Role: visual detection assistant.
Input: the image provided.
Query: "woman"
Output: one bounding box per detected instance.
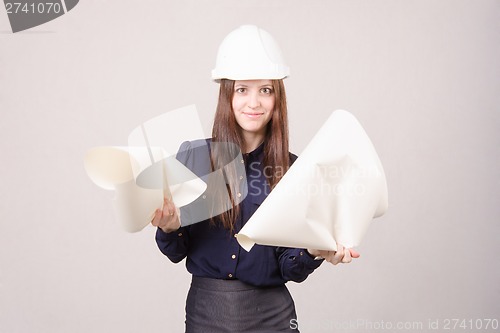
[152,25,359,332]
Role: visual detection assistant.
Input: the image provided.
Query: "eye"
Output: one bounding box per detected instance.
[260,87,273,94]
[235,87,246,94]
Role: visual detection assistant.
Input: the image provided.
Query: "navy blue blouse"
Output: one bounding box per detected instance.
[156,139,323,287]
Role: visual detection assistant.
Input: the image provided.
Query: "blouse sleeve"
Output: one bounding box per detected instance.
[155,226,190,263]
[276,247,324,283]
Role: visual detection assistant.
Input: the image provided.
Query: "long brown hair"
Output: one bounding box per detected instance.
[210,79,290,233]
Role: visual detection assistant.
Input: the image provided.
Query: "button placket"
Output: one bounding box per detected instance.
[227,232,241,279]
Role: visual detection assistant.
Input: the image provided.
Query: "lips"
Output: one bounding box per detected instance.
[242,112,264,118]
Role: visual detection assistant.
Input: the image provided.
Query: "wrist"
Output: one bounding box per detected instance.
[160,219,181,233]
[161,226,178,233]
[306,249,323,260]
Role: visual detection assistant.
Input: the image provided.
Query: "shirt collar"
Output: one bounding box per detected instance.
[244,141,265,160]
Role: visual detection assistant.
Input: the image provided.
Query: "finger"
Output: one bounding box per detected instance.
[331,244,345,265]
[349,248,361,258]
[166,199,176,217]
[151,209,162,227]
[163,198,173,216]
[342,247,352,263]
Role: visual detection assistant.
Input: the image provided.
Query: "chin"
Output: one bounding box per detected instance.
[242,125,264,133]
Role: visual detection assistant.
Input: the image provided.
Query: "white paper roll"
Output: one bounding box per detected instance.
[84,105,208,232]
[237,110,388,251]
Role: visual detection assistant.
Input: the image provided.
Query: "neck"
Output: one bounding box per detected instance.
[242,132,265,153]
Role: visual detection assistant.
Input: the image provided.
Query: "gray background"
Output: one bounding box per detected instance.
[0,0,498,332]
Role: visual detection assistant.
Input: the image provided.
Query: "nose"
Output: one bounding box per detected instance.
[247,91,261,109]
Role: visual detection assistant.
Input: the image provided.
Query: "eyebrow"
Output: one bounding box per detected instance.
[234,84,273,88]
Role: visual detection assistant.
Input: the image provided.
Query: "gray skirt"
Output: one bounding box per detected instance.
[185,276,299,333]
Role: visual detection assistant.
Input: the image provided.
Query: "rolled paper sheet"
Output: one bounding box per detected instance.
[84,147,164,232]
[236,110,388,252]
[84,105,209,232]
[84,146,207,232]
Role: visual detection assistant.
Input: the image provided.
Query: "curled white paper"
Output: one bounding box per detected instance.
[236,110,388,251]
[84,105,207,232]
[84,146,165,232]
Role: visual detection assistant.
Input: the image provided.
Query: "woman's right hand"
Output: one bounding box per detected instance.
[307,244,360,265]
[151,197,181,233]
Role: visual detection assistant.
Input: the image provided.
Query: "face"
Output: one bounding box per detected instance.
[232,79,275,140]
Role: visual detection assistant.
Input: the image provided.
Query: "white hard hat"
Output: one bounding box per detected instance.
[212,25,290,81]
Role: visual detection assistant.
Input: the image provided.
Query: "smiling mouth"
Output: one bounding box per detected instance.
[242,112,264,118]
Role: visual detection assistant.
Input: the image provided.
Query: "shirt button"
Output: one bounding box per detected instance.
[178,232,183,237]
[202,195,206,199]
[228,273,233,278]
[234,234,238,238]
[241,159,244,163]
[231,254,236,259]
[237,192,241,198]
[239,175,243,180]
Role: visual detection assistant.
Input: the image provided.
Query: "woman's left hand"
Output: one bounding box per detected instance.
[307,244,360,265]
